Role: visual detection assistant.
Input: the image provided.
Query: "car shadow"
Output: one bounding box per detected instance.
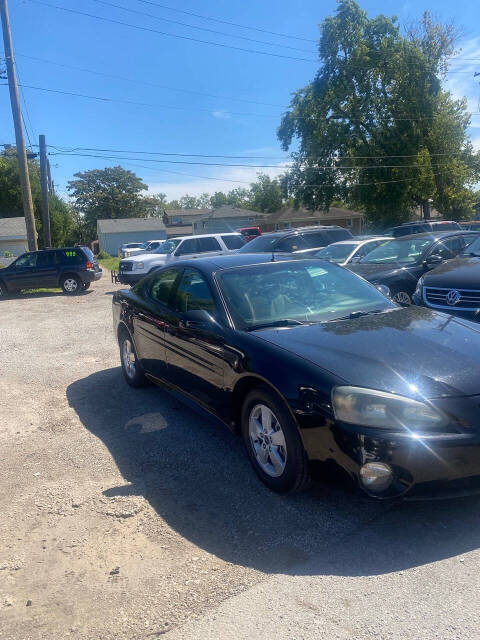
[2,289,93,300]
[67,368,480,576]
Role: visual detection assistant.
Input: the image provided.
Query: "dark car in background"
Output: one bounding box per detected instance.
[413,234,480,320]
[0,246,102,297]
[385,220,462,238]
[237,226,353,256]
[113,254,480,500]
[348,231,478,305]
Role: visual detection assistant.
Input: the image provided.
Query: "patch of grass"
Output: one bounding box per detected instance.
[21,288,61,294]
[98,256,120,272]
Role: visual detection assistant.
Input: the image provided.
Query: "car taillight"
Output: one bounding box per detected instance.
[86,261,93,269]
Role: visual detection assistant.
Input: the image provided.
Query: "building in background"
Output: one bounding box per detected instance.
[0,217,28,256]
[260,207,364,234]
[192,206,267,234]
[163,209,209,227]
[97,218,167,255]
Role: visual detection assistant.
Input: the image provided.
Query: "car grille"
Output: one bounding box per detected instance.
[120,261,133,272]
[424,286,480,310]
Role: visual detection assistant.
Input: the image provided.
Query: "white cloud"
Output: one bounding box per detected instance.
[212,110,232,120]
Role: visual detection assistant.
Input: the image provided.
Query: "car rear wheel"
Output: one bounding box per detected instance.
[61,275,82,295]
[392,290,411,305]
[119,331,147,387]
[0,281,7,298]
[241,385,310,494]
[82,281,91,290]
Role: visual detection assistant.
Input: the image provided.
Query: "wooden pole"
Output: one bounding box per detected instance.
[0,0,37,251]
[39,135,51,247]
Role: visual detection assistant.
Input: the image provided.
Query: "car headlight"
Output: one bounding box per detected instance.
[332,386,447,431]
[414,276,424,297]
[135,263,145,270]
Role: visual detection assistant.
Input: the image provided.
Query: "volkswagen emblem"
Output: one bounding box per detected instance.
[446,289,461,306]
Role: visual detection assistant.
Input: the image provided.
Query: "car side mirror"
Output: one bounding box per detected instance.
[424,254,443,269]
[181,309,218,330]
[375,284,391,298]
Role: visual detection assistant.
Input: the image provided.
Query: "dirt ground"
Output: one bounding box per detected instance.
[2,275,480,640]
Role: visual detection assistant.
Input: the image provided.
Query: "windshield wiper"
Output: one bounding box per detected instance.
[327,309,386,322]
[246,319,307,332]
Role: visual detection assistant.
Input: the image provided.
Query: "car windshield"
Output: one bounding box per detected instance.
[315,243,357,263]
[359,237,433,264]
[218,260,393,328]
[153,239,181,254]
[462,235,480,256]
[125,243,144,249]
[237,234,284,253]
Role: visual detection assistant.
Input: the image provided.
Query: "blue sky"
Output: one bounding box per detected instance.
[1,0,480,200]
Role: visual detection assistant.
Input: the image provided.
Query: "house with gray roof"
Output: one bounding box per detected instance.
[0,217,28,256]
[97,218,167,255]
[192,206,268,234]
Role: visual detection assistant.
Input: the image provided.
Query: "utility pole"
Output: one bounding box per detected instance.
[39,135,51,247]
[0,0,37,251]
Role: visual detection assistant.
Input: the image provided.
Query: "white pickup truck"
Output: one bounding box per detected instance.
[118,232,245,285]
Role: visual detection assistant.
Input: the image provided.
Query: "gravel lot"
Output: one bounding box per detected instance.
[2,275,480,639]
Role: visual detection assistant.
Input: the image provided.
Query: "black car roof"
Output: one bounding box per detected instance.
[177,253,307,271]
[259,225,345,238]
[387,230,475,241]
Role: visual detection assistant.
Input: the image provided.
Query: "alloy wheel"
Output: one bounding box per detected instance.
[392,291,411,305]
[64,277,78,293]
[248,404,287,477]
[122,338,136,378]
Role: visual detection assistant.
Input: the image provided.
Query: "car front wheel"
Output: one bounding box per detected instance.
[61,275,82,295]
[241,386,310,494]
[392,290,411,305]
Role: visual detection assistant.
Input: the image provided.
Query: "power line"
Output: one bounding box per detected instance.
[131,0,317,43]
[90,0,315,54]
[15,53,287,108]
[27,0,316,63]
[49,150,465,171]
[13,62,35,146]
[6,82,480,122]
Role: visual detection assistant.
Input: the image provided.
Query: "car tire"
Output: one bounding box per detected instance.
[0,280,8,299]
[241,385,311,494]
[82,281,91,290]
[61,274,82,295]
[119,329,148,387]
[391,290,411,306]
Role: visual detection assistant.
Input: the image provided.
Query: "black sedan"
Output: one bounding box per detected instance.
[112,254,480,499]
[413,234,480,320]
[348,231,478,305]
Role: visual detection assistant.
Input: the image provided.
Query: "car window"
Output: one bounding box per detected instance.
[430,236,464,259]
[219,261,393,327]
[175,238,198,256]
[431,222,461,231]
[60,249,84,265]
[359,237,433,264]
[275,235,308,252]
[221,235,245,250]
[37,251,59,267]
[80,246,94,261]
[197,237,222,252]
[300,232,329,249]
[316,243,357,263]
[323,228,353,242]
[237,234,282,253]
[174,268,216,313]
[14,253,37,268]
[148,268,180,307]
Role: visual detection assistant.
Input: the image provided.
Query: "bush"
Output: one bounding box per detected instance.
[4,250,13,258]
[97,250,111,259]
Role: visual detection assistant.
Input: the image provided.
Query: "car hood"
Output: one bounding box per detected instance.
[123,253,167,264]
[423,256,480,289]
[348,262,416,282]
[252,306,480,398]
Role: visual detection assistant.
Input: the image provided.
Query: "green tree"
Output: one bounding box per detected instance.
[278,0,479,227]
[67,166,148,240]
[178,195,200,209]
[210,191,229,208]
[249,173,284,212]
